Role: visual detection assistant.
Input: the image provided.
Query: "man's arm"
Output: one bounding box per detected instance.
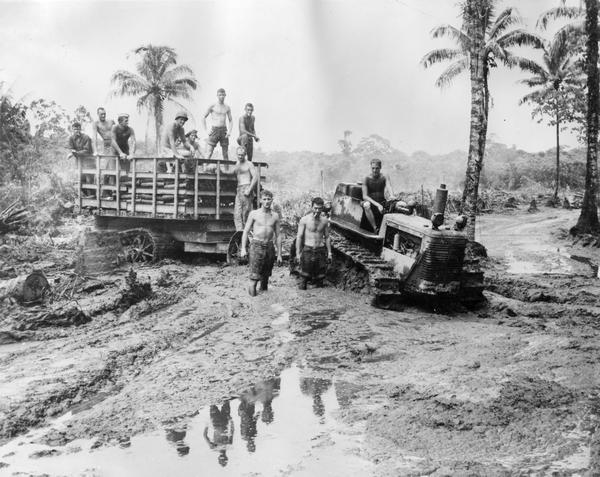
[296,217,306,262]
[93,122,99,154]
[245,164,258,196]
[202,106,212,133]
[226,107,233,137]
[323,219,332,261]
[111,126,124,157]
[274,214,282,265]
[166,126,179,158]
[240,211,255,258]
[129,129,136,156]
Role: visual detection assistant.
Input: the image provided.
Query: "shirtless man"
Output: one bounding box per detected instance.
[162,111,194,159]
[202,88,233,168]
[240,190,283,297]
[362,158,395,233]
[93,107,115,155]
[295,197,332,290]
[161,111,194,172]
[233,146,257,231]
[237,103,259,161]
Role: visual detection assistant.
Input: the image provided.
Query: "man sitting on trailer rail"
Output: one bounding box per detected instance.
[295,197,332,290]
[362,158,395,233]
[233,146,257,231]
[240,189,283,297]
[237,103,259,162]
[161,111,195,173]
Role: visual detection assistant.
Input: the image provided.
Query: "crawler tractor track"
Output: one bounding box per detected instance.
[329,230,403,307]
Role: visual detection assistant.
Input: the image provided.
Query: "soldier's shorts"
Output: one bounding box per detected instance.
[249,239,275,281]
[208,126,229,148]
[299,245,328,280]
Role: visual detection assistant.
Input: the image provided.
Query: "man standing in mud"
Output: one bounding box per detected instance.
[233,146,257,231]
[295,197,332,290]
[240,190,283,296]
[362,158,395,233]
[93,107,115,156]
[202,88,233,168]
[237,103,259,161]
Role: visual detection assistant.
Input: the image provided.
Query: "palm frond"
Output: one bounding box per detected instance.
[435,58,468,88]
[518,90,546,106]
[537,5,583,30]
[431,24,470,49]
[109,71,150,98]
[420,48,465,68]
[495,29,544,49]
[488,7,521,40]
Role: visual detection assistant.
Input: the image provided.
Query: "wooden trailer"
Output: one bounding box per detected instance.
[74,155,267,263]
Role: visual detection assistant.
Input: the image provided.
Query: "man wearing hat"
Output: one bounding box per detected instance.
[67,122,94,196]
[161,111,195,173]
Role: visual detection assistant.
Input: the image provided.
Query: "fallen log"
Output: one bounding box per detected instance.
[0,271,50,304]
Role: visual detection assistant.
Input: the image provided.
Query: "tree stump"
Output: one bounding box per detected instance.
[527,199,538,213]
[0,271,50,304]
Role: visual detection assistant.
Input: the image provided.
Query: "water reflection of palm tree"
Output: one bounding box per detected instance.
[165,426,190,456]
[203,401,234,467]
[300,377,332,418]
[238,398,259,453]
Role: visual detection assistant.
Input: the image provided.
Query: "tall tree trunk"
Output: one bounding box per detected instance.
[554,99,560,201]
[154,98,163,155]
[461,0,488,242]
[573,0,600,234]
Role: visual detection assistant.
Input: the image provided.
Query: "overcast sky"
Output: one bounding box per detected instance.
[0,0,582,154]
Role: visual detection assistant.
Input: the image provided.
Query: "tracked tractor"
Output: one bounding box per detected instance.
[302,183,485,308]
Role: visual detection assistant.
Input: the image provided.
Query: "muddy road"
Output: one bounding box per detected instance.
[0,208,599,476]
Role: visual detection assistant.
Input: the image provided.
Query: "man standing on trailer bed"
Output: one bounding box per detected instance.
[295,197,332,290]
[233,146,257,231]
[93,107,115,156]
[203,88,233,168]
[68,122,94,196]
[111,113,136,170]
[240,190,283,296]
[362,158,395,233]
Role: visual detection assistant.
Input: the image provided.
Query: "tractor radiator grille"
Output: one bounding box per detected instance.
[413,240,465,283]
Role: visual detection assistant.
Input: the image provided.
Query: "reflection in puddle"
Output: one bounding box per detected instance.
[0,366,372,476]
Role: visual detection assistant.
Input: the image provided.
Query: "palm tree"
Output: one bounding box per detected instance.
[574,0,600,234]
[110,45,198,153]
[421,0,542,241]
[518,29,583,202]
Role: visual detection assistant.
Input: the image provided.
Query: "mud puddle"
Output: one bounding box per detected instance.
[0,366,373,476]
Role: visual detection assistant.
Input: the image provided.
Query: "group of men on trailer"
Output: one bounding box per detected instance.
[68,89,395,297]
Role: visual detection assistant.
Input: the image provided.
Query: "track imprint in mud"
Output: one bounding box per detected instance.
[0,366,372,476]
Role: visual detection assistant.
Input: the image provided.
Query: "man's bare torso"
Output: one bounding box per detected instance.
[250,209,279,242]
[208,103,230,128]
[95,119,115,141]
[301,215,329,248]
[235,161,254,187]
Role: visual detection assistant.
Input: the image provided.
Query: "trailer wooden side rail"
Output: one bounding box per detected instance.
[75,155,268,260]
[76,155,267,219]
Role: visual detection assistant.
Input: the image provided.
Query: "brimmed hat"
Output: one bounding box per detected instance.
[185,129,198,137]
[175,110,189,120]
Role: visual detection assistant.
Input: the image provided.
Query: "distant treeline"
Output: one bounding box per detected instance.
[255,142,586,196]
